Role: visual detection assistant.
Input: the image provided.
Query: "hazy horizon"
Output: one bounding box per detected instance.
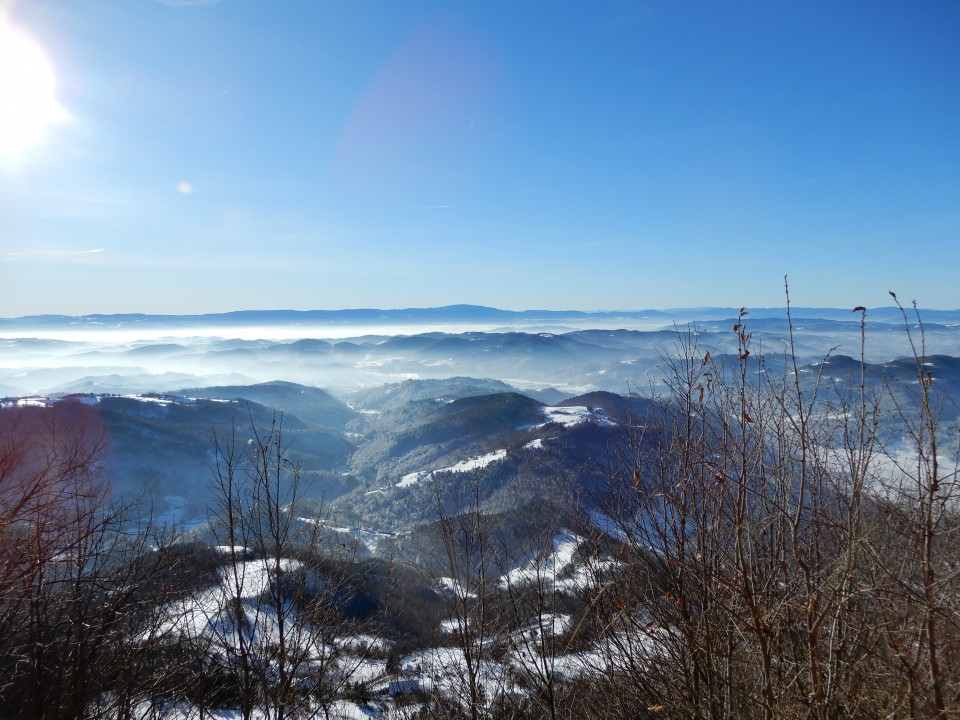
[3,303,958,401]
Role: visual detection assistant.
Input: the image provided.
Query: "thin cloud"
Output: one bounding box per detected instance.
[414,204,452,209]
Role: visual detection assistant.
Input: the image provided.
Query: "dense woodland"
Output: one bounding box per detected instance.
[1,300,959,719]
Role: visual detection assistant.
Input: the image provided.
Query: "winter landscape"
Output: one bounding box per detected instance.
[3,303,960,718]
[4,0,960,718]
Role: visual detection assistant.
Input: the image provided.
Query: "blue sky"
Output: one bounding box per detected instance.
[1,0,958,315]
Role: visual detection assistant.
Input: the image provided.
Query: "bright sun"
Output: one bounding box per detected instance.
[0,18,69,158]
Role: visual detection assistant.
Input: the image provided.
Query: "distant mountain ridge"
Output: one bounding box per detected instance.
[4,304,960,329]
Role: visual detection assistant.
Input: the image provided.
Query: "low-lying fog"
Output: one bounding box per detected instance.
[2,308,959,399]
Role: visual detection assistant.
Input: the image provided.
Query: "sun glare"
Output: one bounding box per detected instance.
[0,18,69,159]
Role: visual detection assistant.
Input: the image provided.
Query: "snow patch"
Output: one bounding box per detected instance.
[440,618,467,634]
[533,406,615,429]
[12,397,48,407]
[120,393,185,406]
[500,530,583,589]
[432,576,477,600]
[397,449,508,489]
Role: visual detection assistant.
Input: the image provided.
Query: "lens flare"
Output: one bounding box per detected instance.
[0,18,69,158]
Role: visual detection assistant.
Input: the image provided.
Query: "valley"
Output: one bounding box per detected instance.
[2,305,959,718]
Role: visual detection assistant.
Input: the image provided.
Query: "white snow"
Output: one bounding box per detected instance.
[334,634,394,653]
[531,406,616,430]
[440,618,467,634]
[400,645,509,710]
[588,510,628,543]
[0,396,49,408]
[295,518,401,555]
[120,393,181,406]
[214,545,252,556]
[542,406,591,427]
[432,576,477,600]
[159,558,307,651]
[20,397,49,407]
[510,613,572,642]
[397,470,430,489]
[396,449,508,489]
[500,530,583,589]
